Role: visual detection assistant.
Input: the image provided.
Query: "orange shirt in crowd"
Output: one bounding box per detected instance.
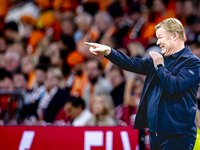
[28,30,44,54]
[70,73,88,97]
[27,72,36,89]
[36,0,50,9]
[0,0,8,18]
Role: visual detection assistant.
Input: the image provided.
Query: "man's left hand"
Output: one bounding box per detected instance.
[149,51,164,68]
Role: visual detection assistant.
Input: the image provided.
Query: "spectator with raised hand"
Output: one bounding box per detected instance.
[86,93,118,126]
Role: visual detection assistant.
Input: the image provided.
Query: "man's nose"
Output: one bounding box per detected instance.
[156,40,160,46]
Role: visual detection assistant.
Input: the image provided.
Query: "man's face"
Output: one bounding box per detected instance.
[13,74,27,89]
[45,72,59,90]
[153,0,165,13]
[156,27,173,56]
[61,21,74,36]
[66,102,82,119]
[86,61,101,83]
[21,58,34,74]
[95,15,108,33]
[35,69,46,84]
[2,77,14,91]
[109,69,124,88]
[50,49,60,65]
[4,54,19,72]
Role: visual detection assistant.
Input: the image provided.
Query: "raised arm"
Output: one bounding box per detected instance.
[84,42,151,75]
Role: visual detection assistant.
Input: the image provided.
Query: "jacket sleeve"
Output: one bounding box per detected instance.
[105,48,151,75]
[156,58,200,94]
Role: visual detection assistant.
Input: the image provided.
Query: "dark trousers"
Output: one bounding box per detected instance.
[149,133,196,150]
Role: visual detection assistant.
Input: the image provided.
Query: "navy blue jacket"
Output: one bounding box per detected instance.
[105,46,200,137]
[44,89,69,123]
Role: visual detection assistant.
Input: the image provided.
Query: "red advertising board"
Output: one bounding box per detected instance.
[0,126,140,150]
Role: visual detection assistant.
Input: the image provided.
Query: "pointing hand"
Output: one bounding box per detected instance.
[84,42,111,56]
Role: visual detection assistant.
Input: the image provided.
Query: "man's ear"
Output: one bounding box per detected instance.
[173,32,179,42]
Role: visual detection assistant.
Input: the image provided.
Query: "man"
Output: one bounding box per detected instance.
[4,51,20,76]
[82,58,113,109]
[65,96,92,126]
[85,18,200,150]
[94,11,114,43]
[13,72,28,90]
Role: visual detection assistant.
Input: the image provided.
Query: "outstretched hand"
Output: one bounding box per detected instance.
[84,42,111,56]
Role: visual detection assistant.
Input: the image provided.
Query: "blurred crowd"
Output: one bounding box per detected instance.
[0,0,200,127]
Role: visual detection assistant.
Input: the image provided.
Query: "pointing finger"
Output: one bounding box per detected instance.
[84,42,98,47]
[92,51,97,55]
[90,47,102,52]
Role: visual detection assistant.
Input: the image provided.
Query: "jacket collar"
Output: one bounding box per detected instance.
[164,45,191,59]
[176,45,191,58]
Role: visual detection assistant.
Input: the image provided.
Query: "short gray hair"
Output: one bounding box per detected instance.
[75,12,93,25]
[155,18,187,42]
[95,11,113,23]
[5,50,20,61]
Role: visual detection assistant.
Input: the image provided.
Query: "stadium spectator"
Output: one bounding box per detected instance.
[61,18,76,37]
[4,51,20,76]
[82,58,113,109]
[66,51,88,97]
[94,11,114,43]
[21,56,38,89]
[63,96,92,126]
[86,93,117,126]
[13,71,28,90]
[37,67,69,123]
[21,64,47,122]
[109,66,125,107]
[74,12,94,43]
[4,21,22,42]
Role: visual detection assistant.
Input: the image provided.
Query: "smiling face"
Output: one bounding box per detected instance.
[156,27,174,56]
